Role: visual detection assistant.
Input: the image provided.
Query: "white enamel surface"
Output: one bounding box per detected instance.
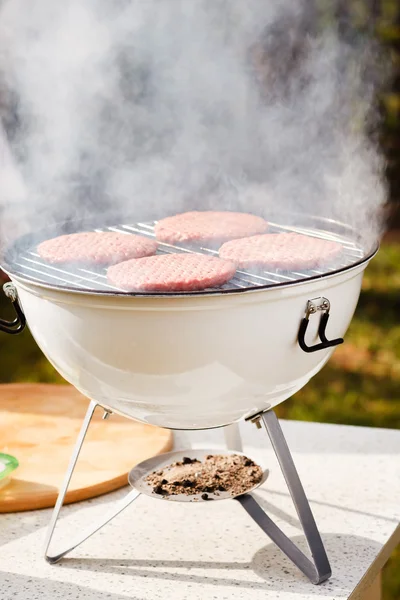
[13,263,367,429]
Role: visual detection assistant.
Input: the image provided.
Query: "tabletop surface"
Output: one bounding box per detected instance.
[0,418,399,600]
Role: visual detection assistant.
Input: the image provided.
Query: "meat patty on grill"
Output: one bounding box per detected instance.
[154,211,268,245]
[219,233,342,270]
[107,253,237,292]
[37,232,158,266]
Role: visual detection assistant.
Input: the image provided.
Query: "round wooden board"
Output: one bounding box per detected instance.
[0,384,173,512]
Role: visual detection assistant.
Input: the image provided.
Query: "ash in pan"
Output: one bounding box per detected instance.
[145,454,263,499]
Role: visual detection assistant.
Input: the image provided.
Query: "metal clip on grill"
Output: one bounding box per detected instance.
[0,283,26,335]
[298,297,344,353]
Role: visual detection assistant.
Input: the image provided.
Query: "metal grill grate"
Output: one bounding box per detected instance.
[5,221,366,295]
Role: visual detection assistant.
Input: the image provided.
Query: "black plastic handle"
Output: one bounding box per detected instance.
[0,284,26,335]
[298,311,343,354]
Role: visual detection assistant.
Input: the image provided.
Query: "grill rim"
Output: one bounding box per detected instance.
[2,246,378,299]
[0,214,378,298]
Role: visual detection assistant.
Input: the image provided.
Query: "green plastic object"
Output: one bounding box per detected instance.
[0,453,19,490]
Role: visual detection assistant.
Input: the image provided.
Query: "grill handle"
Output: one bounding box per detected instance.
[298,297,343,354]
[0,283,26,335]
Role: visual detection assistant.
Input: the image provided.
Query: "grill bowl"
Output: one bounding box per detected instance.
[1,214,376,429]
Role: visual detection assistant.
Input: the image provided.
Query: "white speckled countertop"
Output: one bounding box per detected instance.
[0,419,399,600]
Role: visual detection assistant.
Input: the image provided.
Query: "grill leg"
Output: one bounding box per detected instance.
[236,410,331,585]
[44,400,140,564]
[223,422,243,452]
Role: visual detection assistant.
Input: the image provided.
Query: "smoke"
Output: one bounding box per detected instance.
[0,0,389,254]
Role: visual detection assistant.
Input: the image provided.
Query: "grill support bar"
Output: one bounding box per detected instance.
[43,400,140,564]
[44,404,331,584]
[237,410,331,584]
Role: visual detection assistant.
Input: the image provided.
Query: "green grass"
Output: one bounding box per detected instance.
[1,242,399,599]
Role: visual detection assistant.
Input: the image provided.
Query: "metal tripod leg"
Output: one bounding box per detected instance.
[44,400,140,564]
[236,410,331,584]
[224,422,243,452]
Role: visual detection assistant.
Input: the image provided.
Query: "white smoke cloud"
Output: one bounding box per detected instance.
[0,0,389,255]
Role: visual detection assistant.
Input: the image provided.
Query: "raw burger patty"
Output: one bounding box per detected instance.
[37,232,158,266]
[154,211,268,245]
[219,233,342,270]
[107,253,237,292]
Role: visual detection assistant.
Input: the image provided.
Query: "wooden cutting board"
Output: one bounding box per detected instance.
[0,384,173,512]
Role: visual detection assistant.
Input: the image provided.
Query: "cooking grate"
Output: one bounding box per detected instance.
[4,220,367,295]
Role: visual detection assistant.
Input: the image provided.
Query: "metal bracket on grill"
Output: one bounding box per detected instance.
[298,297,343,354]
[0,283,26,335]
